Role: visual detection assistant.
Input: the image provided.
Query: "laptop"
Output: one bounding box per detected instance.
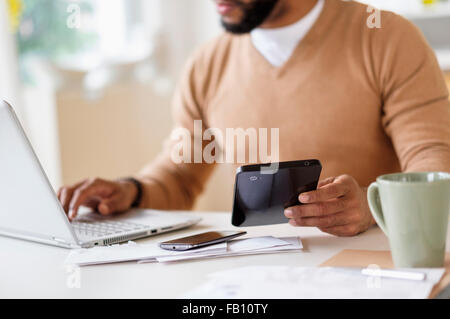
[0,100,201,248]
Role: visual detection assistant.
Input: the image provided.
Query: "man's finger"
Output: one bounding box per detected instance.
[289,211,356,228]
[59,187,74,214]
[69,181,113,220]
[98,196,124,216]
[58,181,85,215]
[285,198,348,218]
[57,188,63,199]
[317,176,335,188]
[319,224,361,237]
[299,179,350,203]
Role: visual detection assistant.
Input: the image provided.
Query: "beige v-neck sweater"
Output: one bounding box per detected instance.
[138,0,450,210]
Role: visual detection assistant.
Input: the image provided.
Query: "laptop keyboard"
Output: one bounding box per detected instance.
[72,220,149,238]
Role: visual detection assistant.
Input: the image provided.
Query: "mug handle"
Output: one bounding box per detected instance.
[367,182,388,235]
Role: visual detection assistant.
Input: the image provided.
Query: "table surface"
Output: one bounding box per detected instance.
[1,211,449,298]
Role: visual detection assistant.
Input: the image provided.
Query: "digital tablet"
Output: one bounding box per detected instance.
[231,160,322,227]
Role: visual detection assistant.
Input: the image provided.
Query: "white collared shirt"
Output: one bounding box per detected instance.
[250,0,325,67]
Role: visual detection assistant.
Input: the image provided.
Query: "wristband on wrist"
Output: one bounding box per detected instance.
[120,177,143,208]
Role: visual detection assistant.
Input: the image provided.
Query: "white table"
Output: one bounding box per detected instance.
[1,212,449,298]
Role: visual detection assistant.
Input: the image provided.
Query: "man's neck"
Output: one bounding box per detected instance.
[259,0,319,29]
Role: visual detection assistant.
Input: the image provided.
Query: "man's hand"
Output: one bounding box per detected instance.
[284,175,376,237]
[57,178,138,221]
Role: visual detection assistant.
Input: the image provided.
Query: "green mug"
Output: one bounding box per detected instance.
[367,172,450,268]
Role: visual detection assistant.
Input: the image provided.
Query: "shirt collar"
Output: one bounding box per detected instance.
[250,0,325,66]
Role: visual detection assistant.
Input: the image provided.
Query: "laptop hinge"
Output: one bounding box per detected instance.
[53,236,81,248]
[52,237,68,244]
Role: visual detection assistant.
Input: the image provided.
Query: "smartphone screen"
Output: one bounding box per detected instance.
[159,231,247,251]
[232,159,322,227]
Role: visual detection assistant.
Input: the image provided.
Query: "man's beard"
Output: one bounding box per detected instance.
[221,0,279,34]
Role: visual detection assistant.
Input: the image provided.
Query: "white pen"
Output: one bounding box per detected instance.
[334,267,427,281]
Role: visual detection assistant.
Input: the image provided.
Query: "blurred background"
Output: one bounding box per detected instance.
[1,0,450,212]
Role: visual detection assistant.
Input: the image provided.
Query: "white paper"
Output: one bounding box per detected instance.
[65,236,302,266]
[65,241,227,266]
[151,237,302,263]
[184,266,445,299]
[228,236,292,251]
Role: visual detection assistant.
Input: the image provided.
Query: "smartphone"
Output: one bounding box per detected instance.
[159,231,247,251]
[232,159,322,227]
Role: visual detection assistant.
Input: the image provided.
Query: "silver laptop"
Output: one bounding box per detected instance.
[0,100,201,248]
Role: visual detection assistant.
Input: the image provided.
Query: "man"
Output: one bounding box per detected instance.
[58,0,450,237]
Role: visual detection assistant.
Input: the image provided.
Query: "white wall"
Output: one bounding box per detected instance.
[158,0,222,80]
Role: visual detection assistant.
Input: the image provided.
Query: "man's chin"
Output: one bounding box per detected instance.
[219,0,279,34]
[221,19,254,34]
[221,16,240,25]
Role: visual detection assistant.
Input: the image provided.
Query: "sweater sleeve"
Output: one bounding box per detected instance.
[136,52,216,210]
[378,14,450,173]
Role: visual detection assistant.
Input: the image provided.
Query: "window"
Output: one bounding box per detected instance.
[15,0,160,77]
